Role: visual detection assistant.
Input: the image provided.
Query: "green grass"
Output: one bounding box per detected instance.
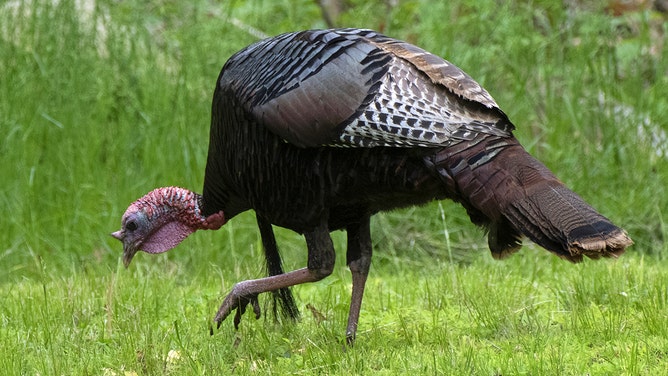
[4,251,668,374]
[1,0,667,374]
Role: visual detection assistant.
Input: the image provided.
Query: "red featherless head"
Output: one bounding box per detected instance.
[111,187,226,267]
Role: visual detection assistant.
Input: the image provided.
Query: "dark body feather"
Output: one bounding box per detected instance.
[204,29,502,226]
[197,29,630,339]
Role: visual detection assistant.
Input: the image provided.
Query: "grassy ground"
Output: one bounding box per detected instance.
[1,0,667,374]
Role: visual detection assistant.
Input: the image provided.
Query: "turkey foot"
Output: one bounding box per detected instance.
[213,266,331,331]
[214,281,261,329]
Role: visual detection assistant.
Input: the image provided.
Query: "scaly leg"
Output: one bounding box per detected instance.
[215,219,335,329]
[345,217,372,345]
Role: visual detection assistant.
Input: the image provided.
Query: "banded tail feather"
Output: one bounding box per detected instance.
[429,135,631,262]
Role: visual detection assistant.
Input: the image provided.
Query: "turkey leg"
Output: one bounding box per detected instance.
[214,220,335,329]
[345,217,373,345]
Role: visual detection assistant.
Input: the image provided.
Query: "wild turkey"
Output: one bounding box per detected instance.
[112,28,632,343]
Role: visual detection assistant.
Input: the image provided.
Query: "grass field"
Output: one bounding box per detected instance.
[1,0,667,374]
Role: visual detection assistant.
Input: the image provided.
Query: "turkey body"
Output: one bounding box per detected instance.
[205,121,448,233]
[203,29,499,234]
[202,28,627,260]
[116,28,631,343]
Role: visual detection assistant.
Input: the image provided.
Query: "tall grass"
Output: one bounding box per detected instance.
[0,0,666,374]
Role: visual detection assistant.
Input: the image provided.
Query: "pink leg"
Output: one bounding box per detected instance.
[345,218,372,345]
[214,221,335,329]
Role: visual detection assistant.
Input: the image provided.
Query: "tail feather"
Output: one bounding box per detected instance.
[505,183,630,261]
[431,135,632,262]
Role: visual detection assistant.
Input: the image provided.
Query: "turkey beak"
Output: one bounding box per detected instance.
[122,246,138,268]
[111,230,123,241]
[111,230,137,268]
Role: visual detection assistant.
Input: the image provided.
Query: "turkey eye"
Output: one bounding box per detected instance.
[126,220,138,232]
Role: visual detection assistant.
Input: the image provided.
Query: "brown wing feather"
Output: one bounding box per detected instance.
[218,30,389,148]
[367,34,504,113]
[218,29,511,149]
[251,43,381,147]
